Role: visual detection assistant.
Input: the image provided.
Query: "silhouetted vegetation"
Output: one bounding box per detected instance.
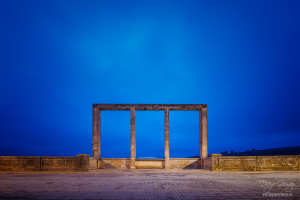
[220,146,300,156]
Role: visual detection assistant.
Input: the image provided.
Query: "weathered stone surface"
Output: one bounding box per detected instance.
[201,157,212,170]
[98,158,130,169]
[210,154,223,171]
[96,158,203,169]
[170,158,200,169]
[2,155,299,172]
[135,159,164,169]
[130,107,136,169]
[164,108,170,169]
[93,104,206,111]
[210,154,300,171]
[219,156,257,171]
[41,157,77,171]
[92,107,100,158]
[257,156,299,171]
[89,157,98,169]
[76,154,89,172]
[0,155,90,172]
[200,107,208,158]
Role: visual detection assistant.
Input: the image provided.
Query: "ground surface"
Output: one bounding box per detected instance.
[0,169,299,199]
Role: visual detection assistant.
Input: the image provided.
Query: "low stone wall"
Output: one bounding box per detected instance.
[96,158,206,169]
[98,158,130,169]
[5,155,297,171]
[170,158,201,169]
[136,159,164,169]
[0,154,89,172]
[210,154,300,171]
[97,159,165,169]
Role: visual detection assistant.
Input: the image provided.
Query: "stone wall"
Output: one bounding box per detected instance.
[98,158,130,169]
[136,159,164,169]
[210,154,300,171]
[170,158,201,169]
[96,158,205,169]
[0,154,89,172]
[4,155,298,171]
[98,159,165,169]
[6,154,298,171]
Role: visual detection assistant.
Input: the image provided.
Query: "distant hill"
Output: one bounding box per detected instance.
[220,146,300,156]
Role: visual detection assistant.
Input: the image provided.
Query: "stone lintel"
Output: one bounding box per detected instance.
[93,104,206,111]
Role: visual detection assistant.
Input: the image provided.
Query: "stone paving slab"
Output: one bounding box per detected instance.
[0,170,299,199]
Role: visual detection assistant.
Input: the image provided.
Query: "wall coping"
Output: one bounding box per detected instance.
[0,156,80,159]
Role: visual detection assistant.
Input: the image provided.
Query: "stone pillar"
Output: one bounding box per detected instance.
[200,107,208,158]
[164,108,170,169]
[92,106,101,158]
[130,107,136,169]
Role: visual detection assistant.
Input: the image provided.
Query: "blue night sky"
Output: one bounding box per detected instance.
[0,0,299,158]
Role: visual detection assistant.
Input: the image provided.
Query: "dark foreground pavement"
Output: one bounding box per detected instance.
[0,169,299,200]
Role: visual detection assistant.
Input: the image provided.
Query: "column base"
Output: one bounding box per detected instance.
[130,159,136,169]
[164,160,170,169]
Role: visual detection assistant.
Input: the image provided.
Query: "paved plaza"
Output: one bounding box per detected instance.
[0,170,299,199]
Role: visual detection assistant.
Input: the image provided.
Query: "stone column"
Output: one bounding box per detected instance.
[92,106,101,158]
[130,107,136,169]
[164,108,170,169]
[200,107,208,158]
